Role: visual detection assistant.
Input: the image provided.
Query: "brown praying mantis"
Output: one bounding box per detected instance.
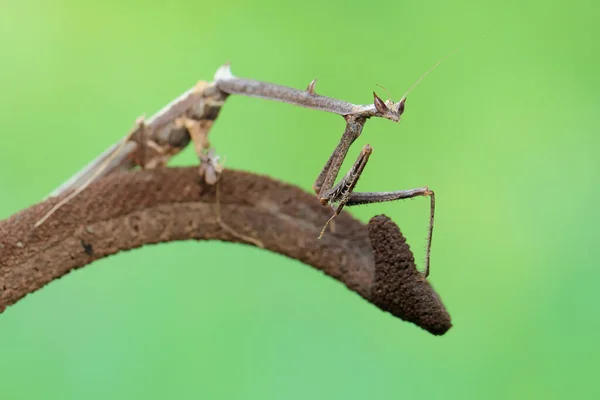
[38,61,445,277]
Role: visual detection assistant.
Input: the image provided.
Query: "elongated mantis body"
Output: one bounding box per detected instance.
[40,62,442,276]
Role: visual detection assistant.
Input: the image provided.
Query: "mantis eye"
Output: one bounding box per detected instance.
[373,92,389,114]
[398,98,406,115]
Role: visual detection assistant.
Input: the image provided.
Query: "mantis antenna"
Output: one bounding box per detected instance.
[400,47,460,102]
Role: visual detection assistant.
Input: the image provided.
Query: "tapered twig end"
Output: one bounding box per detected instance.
[367,214,451,335]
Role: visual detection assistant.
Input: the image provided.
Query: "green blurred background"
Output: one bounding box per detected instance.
[1,0,599,398]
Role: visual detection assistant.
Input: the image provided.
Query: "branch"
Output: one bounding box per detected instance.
[0,167,451,335]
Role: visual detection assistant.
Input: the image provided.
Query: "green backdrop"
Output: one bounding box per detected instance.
[1,0,598,398]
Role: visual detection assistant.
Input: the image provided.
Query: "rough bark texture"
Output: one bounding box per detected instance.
[0,167,451,335]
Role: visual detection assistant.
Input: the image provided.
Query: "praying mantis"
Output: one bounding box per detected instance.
[38,61,444,277]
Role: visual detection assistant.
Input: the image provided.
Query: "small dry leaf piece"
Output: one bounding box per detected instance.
[367,215,451,335]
